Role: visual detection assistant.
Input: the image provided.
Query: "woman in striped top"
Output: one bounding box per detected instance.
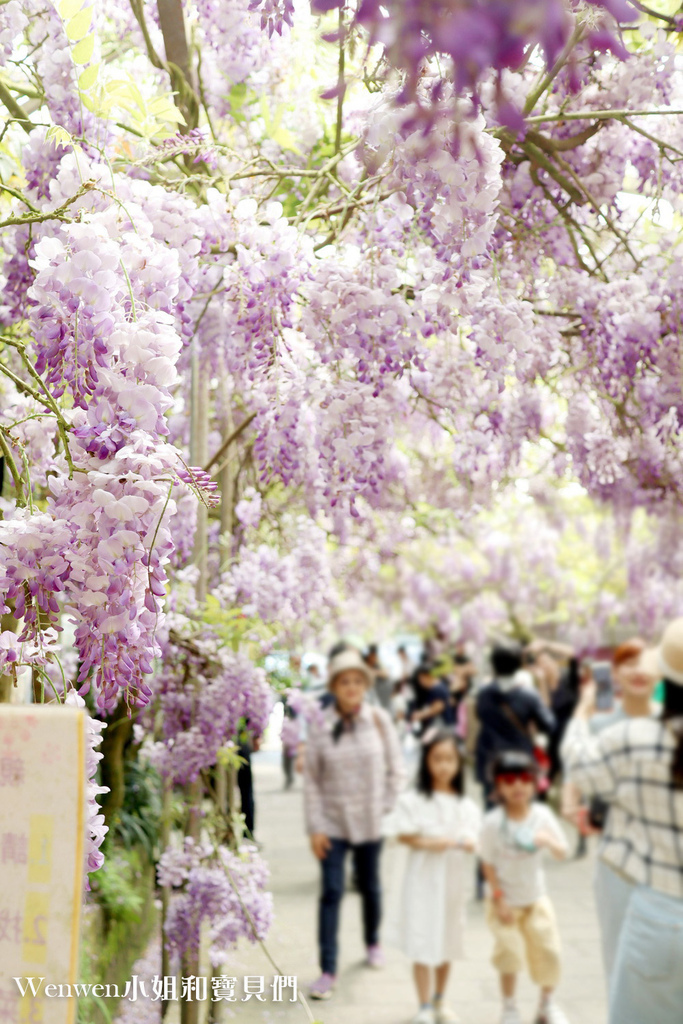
[562,618,683,1024]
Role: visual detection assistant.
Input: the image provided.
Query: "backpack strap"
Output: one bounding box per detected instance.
[499,696,530,739]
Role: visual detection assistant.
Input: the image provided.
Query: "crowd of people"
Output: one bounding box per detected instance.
[265,625,683,1024]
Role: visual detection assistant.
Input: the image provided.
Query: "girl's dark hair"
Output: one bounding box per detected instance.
[417,728,464,797]
[662,680,683,789]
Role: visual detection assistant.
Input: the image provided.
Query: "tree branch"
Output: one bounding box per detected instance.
[157,0,191,78]
[156,0,199,131]
[630,0,680,25]
[0,338,83,478]
[0,183,40,213]
[523,24,584,115]
[129,0,164,69]
[334,8,345,155]
[204,412,258,475]
[0,180,94,229]
[0,79,32,134]
[0,428,25,505]
[523,107,683,126]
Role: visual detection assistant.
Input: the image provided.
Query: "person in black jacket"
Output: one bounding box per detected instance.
[547,656,582,782]
[474,642,556,901]
[475,642,556,805]
[408,660,455,736]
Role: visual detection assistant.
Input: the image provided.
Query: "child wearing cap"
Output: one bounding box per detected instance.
[480,750,570,1024]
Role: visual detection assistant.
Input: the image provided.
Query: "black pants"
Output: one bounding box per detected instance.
[282,750,294,789]
[237,744,255,836]
[319,838,382,975]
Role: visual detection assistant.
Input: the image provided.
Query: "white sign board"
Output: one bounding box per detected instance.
[0,705,85,1024]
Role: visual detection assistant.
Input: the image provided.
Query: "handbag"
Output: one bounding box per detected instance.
[588,797,609,830]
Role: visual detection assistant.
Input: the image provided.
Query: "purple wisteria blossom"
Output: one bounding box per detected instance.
[64,689,109,889]
[158,838,273,966]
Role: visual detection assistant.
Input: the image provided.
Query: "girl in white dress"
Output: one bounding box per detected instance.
[383,727,481,1024]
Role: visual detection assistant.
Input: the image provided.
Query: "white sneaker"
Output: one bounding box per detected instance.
[500,1005,523,1024]
[434,1003,460,1024]
[535,1002,570,1024]
[412,1008,435,1024]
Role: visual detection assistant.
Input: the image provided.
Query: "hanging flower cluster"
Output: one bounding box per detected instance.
[158,838,273,967]
[0,144,193,710]
[261,0,637,126]
[4,0,683,914]
[222,198,313,378]
[147,638,272,785]
[64,689,109,889]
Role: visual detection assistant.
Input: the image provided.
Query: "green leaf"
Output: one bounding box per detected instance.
[104,78,132,96]
[228,82,250,122]
[66,6,92,40]
[271,125,301,155]
[231,82,248,106]
[217,745,246,770]
[71,34,95,64]
[258,96,301,155]
[147,95,178,115]
[78,63,99,91]
[127,83,148,110]
[57,0,84,19]
[89,994,112,1024]
[158,106,185,124]
[45,125,73,147]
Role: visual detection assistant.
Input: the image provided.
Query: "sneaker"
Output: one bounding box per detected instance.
[412,1008,435,1024]
[366,944,385,968]
[433,1002,460,1024]
[535,1001,570,1024]
[308,973,336,1000]
[500,1004,523,1024]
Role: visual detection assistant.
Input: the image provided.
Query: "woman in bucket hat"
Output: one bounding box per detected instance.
[561,619,683,1024]
[304,647,406,1000]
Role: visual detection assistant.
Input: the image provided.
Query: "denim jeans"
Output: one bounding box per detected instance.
[610,885,683,1024]
[319,838,382,975]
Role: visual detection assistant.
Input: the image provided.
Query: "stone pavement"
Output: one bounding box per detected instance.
[229,752,608,1024]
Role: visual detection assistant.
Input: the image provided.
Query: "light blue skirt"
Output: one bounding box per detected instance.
[593,858,634,980]
[609,885,683,1024]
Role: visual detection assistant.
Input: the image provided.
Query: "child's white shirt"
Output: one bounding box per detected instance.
[479,802,569,907]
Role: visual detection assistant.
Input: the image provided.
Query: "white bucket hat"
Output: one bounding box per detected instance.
[327,648,373,689]
[641,618,683,686]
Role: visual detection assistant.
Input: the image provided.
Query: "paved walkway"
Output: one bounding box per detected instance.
[230,753,608,1024]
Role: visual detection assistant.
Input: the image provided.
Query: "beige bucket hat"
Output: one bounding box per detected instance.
[327,648,374,689]
[640,618,683,686]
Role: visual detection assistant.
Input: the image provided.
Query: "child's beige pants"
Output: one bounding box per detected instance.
[486,896,562,988]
